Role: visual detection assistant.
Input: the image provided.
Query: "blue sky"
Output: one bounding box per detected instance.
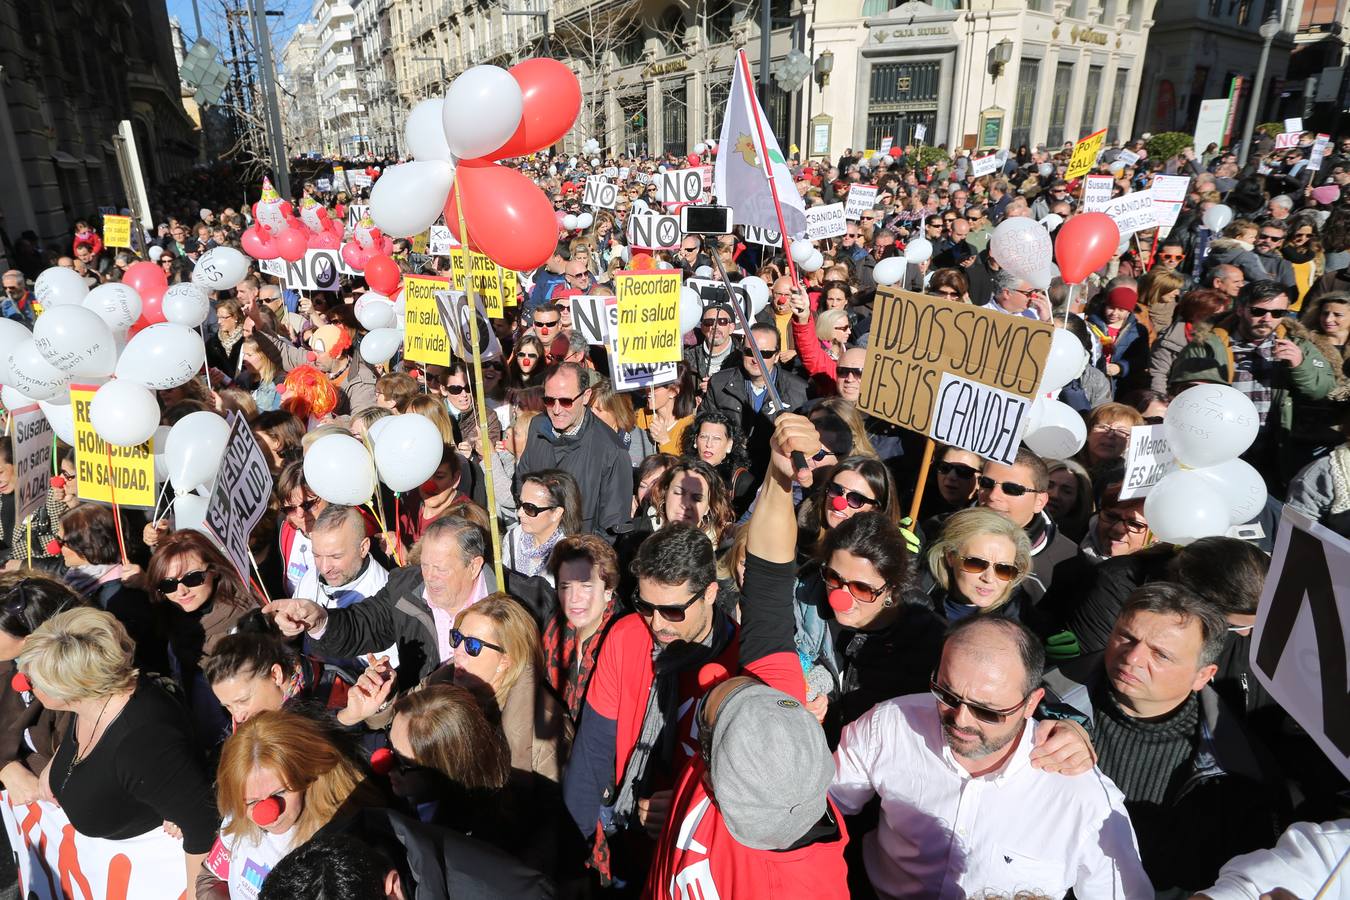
[166,0,305,56]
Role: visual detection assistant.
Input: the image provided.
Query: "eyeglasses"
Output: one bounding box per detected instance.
[282,496,321,515]
[934,288,961,299]
[543,392,583,409]
[1158,253,1185,262]
[1247,305,1290,320]
[826,482,877,510]
[450,629,505,657]
[1090,423,1132,438]
[742,346,778,358]
[1256,233,1284,242]
[157,569,209,595]
[518,500,557,517]
[976,475,1041,497]
[954,554,1021,582]
[534,318,560,329]
[445,384,469,395]
[1100,508,1149,534]
[930,676,1031,724]
[632,588,704,623]
[936,461,979,479]
[701,316,731,328]
[821,565,886,604]
[836,366,863,379]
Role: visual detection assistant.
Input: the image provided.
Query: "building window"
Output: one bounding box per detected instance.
[614,26,646,66]
[1106,67,1129,143]
[1026,0,1047,9]
[1069,0,1086,16]
[1046,62,1074,147]
[621,95,648,155]
[708,79,731,134]
[663,85,688,155]
[659,7,685,55]
[1237,0,1253,24]
[1010,58,1040,151]
[1082,65,1103,133]
[706,0,735,44]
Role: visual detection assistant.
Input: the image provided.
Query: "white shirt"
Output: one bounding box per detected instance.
[316,556,398,669]
[830,693,1152,900]
[218,817,297,900]
[1203,820,1350,900]
[284,531,317,600]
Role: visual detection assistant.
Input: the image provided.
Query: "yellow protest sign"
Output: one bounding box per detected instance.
[70,384,156,507]
[501,267,518,307]
[862,149,876,159]
[402,274,452,365]
[410,231,429,255]
[857,288,1054,465]
[103,215,132,249]
[448,251,505,318]
[1066,128,1107,180]
[614,270,682,365]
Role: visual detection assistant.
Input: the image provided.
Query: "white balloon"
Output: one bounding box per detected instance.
[304,433,376,505]
[799,249,824,273]
[991,218,1054,291]
[679,286,704,335]
[1,385,35,412]
[1040,213,1064,231]
[873,256,907,287]
[790,239,816,264]
[7,339,69,401]
[39,400,75,446]
[740,276,770,315]
[405,98,454,161]
[694,265,713,278]
[90,380,160,446]
[1163,384,1259,468]
[1022,399,1087,459]
[694,142,707,154]
[1038,328,1089,393]
[372,414,443,492]
[191,247,251,290]
[165,411,230,492]
[33,267,90,307]
[359,328,403,365]
[440,65,523,160]
[1144,470,1230,545]
[591,157,601,167]
[83,283,143,332]
[116,323,207,390]
[576,212,594,229]
[173,492,210,534]
[1191,458,1267,526]
[562,215,579,231]
[903,237,933,264]
[1038,163,1055,178]
[152,424,172,483]
[33,305,116,378]
[391,292,407,332]
[355,294,397,331]
[161,283,211,328]
[0,319,33,384]
[1202,204,1234,233]
[369,160,457,237]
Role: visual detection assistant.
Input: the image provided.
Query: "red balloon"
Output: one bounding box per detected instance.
[123,261,168,299]
[488,59,582,160]
[365,254,401,295]
[274,227,308,262]
[888,146,903,158]
[139,283,167,325]
[241,225,274,259]
[1055,212,1121,284]
[687,153,701,166]
[445,163,558,272]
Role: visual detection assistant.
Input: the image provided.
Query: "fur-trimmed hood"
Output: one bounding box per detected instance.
[1304,325,1350,400]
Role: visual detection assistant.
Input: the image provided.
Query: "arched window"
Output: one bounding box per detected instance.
[658,7,686,55]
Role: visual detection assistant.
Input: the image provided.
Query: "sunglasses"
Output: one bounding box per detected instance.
[837,366,863,379]
[930,676,1030,724]
[827,482,877,510]
[1247,306,1290,320]
[936,461,979,479]
[1158,253,1185,261]
[534,319,560,329]
[450,629,504,657]
[543,392,583,409]
[742,346,779,358]
[518,501,557,517]
[632,588,703,623]
[445,384,469,395]
[935,288,961,299]
[1256,233,1284,242]
[701,317,732,328]
[954,554,1020,582]
[283,496,321,515]
[157,569,209,595]
[1100,508,1149,534]
[820,564,886,604]
[976,475,1040,497]
[517,352,539,361]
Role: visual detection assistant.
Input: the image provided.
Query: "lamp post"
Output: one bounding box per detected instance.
[987,37,1013,80]
[1239,12,1283,168]
[813,49,833,88]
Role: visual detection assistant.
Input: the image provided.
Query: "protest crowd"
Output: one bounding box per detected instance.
[0,55,1347,900]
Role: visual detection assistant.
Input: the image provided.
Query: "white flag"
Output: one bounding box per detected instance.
[713,50,807,238]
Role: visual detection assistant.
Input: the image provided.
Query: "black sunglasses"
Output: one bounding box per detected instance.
[534,318,560,329]
[930,676,1031,724]
[157,569,209,595]
[701,316,731,328]
[543,392,583,409]
[742,346,779,358]
[937,461,979,479]
[518,501,557,517]
[836,366,863,379]
[827,481,877,510]
[450,629,504,657]
[632,588,704,623]
[445,384,469,395]
[976,475,1040,497]
[282,496,321,515]
[820,565,886,604]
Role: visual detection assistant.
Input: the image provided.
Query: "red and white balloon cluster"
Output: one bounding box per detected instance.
[241,178,308,263]
[300,197,344,251]
[369,58,581,272]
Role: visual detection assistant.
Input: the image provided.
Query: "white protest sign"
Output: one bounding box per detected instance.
[684,277,752,331]
[583,177,618,209]
[257,257,285,278]
[433,290,502,361]
[1194,98,1230,153]
[344,203,370,229]
[804,202,847,240]
[1151,175,1191,204]
[1118,424,1174,500]
[1100,190,1157,236]
[657,168,704,205]
[1082,175,1115,212]
[879,137,894,155]
[971,154,1000,178]
[282,248,344,291]
[619,166,631,180]
[11,404,52,528]
[429,225,457,255]
[628,214,683,250]
[844,185,879,220]
[1116,149,1141,167]
[1251,507,1350,781]
[1310,133,1332,170]
[606,297,679,391]
[571,294,615,346]
[635,172,653,185]
[1274,132,1300,150]
[316,177,333,192]
[914,123,927,142]
[742,224,782,246]
[1284,116,1304,134]
[929,373,1031,466]
[203,411,274,583]
[1,795,188,899]
[604,166,620,179]
[349,171,373,189]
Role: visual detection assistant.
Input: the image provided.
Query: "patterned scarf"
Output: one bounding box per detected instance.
[541,601,617,722]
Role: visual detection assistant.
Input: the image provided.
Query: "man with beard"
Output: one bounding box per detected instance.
[830,616,1150,900]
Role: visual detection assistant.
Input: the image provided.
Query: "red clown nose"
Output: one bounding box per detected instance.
[370,748,395,776]
[827,589,854,612]
[250,795,284,826]
[829,494,849,512]
[49,476,66,489]
[10,673,31,694]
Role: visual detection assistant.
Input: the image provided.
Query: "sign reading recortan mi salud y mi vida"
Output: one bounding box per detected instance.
[1066,127,1107,180]
[71,384,156,508]
[857,288,1053,465]
[614,270,683,365]
[402,274,452,365]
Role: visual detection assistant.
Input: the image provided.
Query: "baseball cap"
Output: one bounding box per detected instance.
[708,683,833,851]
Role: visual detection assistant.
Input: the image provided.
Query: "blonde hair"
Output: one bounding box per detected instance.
[925,508,1032,606]
[242,338,278,383]
[404,394,457,443]
[18,607,137,701]
[816,308,850,344]
[453,593,542,708]
[300,423,353,452]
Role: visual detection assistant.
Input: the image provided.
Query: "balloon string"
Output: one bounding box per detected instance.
[248,550,273,605]
[392,493,403,567]
[50,435,57,476]
[152,477,173,524]
[103,444,128,566]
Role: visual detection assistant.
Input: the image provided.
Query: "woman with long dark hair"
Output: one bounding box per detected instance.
[681,409,756,516]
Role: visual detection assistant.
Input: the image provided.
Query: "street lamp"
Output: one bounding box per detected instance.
[814,49,834,88]
[1239,12,1283,167]
[988,37,1013,80]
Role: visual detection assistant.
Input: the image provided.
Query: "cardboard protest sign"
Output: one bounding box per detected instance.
[345,203,370,229]
[879,137,894,155]
[741,224,782,246]
[282,248,343,292]
[333,166,350,191]
[71,384,156,508]
[349,171,373,190]
[1284,116,1304,134]
[1116,149,1140,167]
[628,214,683,250]
[657,168,704,205]
[684,276,752,329]
[604,166,620,179]
[805,203,847,240]
[1,796,188,900]
[914,124,927,142]
[971,155,1000,178]
[844,185,878,220]
[1151,175,1191,204]
[1193,99,1230,152]
[1101,190,1157,237]
[614,270,682,365]
[203,412,273,583]
[1066,128,1107,180]
[583,177,618,209]
[10,404,52,529]
[257,257,285,278]
[1251,507,1350,781]
[102,215,132,249]
[433,290,502,361]
[448,250,506,317]
[402,274,452,365]
[1119,424,1174,500]
[1274,132,1300,150]
[1082,175,1115,213]
[1310,133,1332,170]
[857,288,1053,465]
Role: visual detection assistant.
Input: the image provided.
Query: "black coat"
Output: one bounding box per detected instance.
[515,411,633,542]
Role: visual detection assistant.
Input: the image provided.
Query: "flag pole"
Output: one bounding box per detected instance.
[737,50,802,288]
